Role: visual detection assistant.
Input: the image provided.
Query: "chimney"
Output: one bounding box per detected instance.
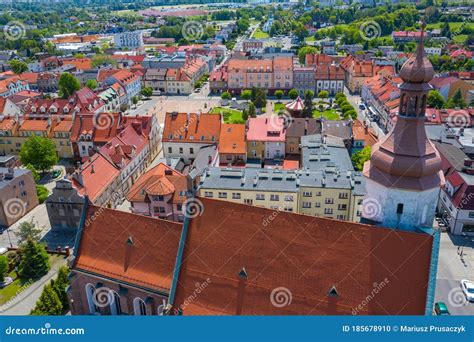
[186,112,190,125]
[91,164,95,174]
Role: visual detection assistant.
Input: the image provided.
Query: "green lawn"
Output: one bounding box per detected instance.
[426,21,474,30]
[305,36,316,42]
[273,103,286,113]
[252,28,270,39]
[312,109,340,120]
[453,34,468,44]
[0,253,65,305]
[209,107,245,124]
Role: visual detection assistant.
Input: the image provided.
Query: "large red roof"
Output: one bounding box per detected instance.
[173,197,433,315]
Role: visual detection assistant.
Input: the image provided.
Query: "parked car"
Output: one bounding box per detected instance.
[433,302,450,315]
[460,279,474,302]
[359,104,366,110]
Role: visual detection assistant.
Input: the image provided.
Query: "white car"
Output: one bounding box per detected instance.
[0,247,7,255]
[460,279,474,302]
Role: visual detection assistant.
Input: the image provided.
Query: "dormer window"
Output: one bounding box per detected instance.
[31,106,36,113]
[40,106,46,113]
[63,107,69,113]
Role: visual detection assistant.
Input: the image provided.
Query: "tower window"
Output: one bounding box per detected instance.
[396,203,404,214]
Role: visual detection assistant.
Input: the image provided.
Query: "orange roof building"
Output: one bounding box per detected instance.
[218,123,246,166]
[171,197,435,315]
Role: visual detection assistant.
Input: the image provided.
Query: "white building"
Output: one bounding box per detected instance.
[114,31,144,49]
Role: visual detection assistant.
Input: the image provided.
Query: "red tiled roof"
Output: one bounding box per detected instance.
[247,117,286,142]
[74,205,182,292]
[219,124,246,155]
[162,112,221,144]
[173,197,433,315]
[71,113,122,143]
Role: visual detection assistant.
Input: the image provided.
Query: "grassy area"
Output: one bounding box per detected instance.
[426,21,474,30]
[209,107,245,124]
[312,109,340,120]
[0,253,65,306]
[273,103,286,112]
[252,28,270,39]
[305,36,316,42]
[453,34,468,44]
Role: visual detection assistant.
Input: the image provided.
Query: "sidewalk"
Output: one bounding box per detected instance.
[0,257,68,315]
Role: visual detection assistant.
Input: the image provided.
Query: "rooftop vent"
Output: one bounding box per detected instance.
[328,285,339,297]
[126,236,134,246]
[238,267,248,279]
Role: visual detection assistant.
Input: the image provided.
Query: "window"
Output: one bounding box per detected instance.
[179,147,183,154]
[218,192,227,198]
[177,204,182,211]
[284,195,294,202]
[133,298,147,316]
[325,198,334,204]
[232,193,241,199]
[315,202,321,208]
[270,194,279,201]
[85,284,99,314]
[168,147,172,154]
[339,192,348,199]
[468,212,474,218]
[324,208,333,215]
[303,192,312,197]
[396,203,404,214]
[256,194,265,200]
[204,191,213,198]
[338,204,347,211]
[337,215,346,221]
[190,148,194,154]
[302,202,311,208]
[110,292,122,315]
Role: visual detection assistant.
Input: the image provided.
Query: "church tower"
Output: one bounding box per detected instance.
[362,22,444,230]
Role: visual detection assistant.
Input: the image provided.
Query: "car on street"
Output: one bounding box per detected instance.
[359,104,366,110]
[433,302,450,315]
[461,279,474,302]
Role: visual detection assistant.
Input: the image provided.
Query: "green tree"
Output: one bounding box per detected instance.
[302,90,314,118]
[253,88,267,109]
[298,46,317,64]
[221,91,231,100]
[25,164,40,182]
[19,237,50,280]
[31,284,63,315]
[274,90,284,102]
[91,55,117,68]
[16,219,43,244]
[241,89,251,101]
[352,146,372,171]
[19,136,58,173]
[248,102,257,118]
[0,256,8,283]
[36,185,49,204]
[440,20,451,39]
[288,89,299,100]
[52,266,69,310]
[85,79,98,90]
[9,60,28,74]
[318,90,329,99]
[58,73,80,99]
[427,90,445,109]
[141,86,153,98]
[132,96,139,106]
[242,108,249,121]
[450,89,467,108]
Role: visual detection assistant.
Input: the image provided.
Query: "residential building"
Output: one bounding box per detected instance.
[68,205,182,315]
[293,64,316,94]
[98,87,121,113]
[209,67,228,94]
[352,120,378,153]
[246,117,286,161]
[37,72,59,93]
[362,24,444,230]
[301,134,354,172]
[0,75,30,98]
[162,112,221,165]
[46,178,87,232]
[127,163,190,222]
[0,167,38,227]
[114,31,144,49]
[314,61,345,96]
[105,70,141,105]
[392,30,428,43]
[219,124,247,166]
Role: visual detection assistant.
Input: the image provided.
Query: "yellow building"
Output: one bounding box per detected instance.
[199,167,366,222]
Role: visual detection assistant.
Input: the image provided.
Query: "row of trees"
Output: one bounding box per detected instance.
[335,93,358,120]
[427,89,470,109]
[31,266,69,315]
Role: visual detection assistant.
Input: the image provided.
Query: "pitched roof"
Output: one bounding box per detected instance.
[173,197,434,315]
[247,117,286,142]
[219,124,246,154]
[74,205,182,293]
[71,113,122,143]
[162,112,221,144]
[126,163,188,204]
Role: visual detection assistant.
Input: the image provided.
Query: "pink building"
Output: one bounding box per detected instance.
[126,163,190,222]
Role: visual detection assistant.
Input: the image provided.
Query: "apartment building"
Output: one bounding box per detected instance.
[246,117,286,161]
[162,112,221,165]
[113,31,144,49]
[285,118,321,156]
[104,70,141,105]
[198,167,365,222]
[218,123,247,166]
[0,167,39,227]
[127,163,190,222]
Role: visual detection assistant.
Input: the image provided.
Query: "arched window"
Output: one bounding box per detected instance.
[110,291,122,316]
[85,284,98,314]
[133,298,147,316]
